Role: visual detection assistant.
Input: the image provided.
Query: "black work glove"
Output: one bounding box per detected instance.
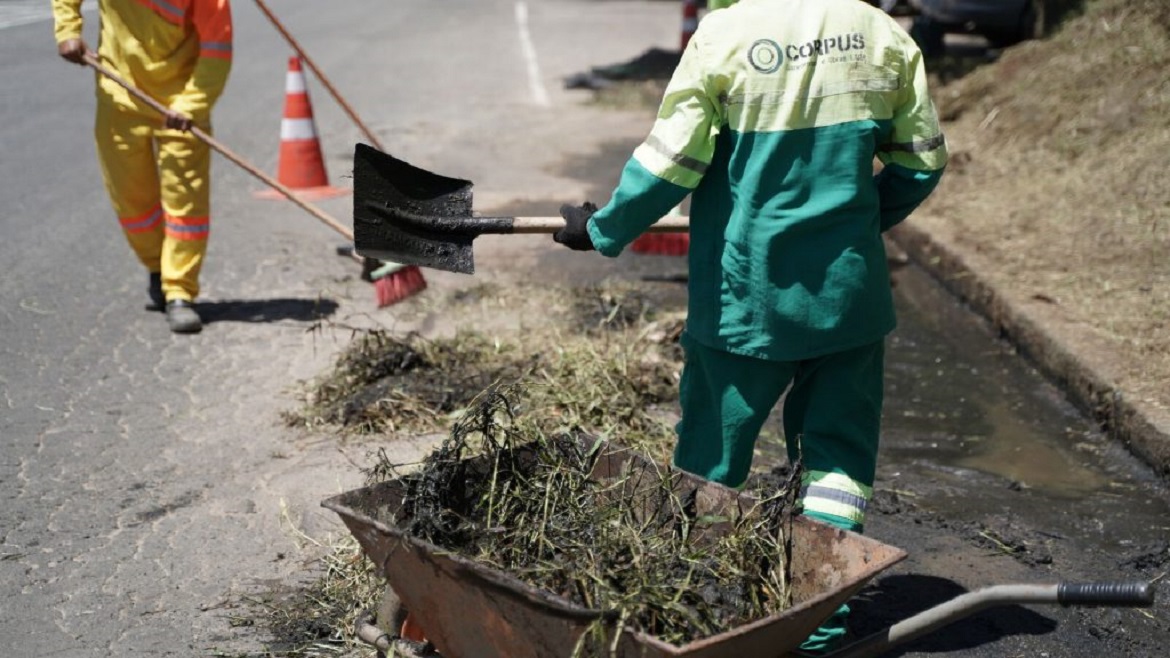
[554,202,598,251]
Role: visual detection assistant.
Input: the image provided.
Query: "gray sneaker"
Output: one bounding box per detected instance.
[147,272,165,311]
[166,299,203,334]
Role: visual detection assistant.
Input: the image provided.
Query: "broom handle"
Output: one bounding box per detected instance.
[507,216,689,233]
[252,0,385,151]
[83,53,355,242]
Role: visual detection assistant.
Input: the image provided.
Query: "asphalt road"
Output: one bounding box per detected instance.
[0,1,674,655]
[3,1,1166,657]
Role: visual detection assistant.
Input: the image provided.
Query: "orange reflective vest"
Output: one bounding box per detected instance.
[53,0,233,122]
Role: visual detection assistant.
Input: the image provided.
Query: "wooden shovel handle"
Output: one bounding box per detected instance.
[82,53,355,242]
[508,215,689,234]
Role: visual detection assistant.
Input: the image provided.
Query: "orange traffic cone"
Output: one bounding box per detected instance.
[255,56,348,200]
[680,0,699,51]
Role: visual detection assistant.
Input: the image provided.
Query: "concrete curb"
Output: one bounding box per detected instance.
[890,222,1170,479]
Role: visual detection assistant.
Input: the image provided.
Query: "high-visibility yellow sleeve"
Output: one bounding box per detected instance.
[630,29,722,190]
[169,0,233,120]
[52,0,84,43]
[877,43,948,172]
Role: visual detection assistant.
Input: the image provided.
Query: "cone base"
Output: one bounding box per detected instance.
[253,185,351,201]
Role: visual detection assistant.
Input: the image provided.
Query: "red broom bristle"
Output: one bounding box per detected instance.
[631,233,690,256]
[374,265,427,307]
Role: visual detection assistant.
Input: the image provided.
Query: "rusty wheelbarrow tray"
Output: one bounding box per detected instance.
[322,436,1156,658]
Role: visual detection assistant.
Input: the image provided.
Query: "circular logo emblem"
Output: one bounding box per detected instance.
[748,39,783,73]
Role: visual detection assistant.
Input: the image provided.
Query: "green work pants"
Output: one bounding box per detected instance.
[673,333,884,521]
[672,333,885,653]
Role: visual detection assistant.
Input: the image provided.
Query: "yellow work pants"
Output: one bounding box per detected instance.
[95,99,212,303]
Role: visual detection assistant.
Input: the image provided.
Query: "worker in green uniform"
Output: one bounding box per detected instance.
[554,0,946,652]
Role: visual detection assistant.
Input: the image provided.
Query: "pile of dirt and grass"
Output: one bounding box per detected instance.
[361,387,803,652]
[909,0,1170,414]
[284,281,687,462]
[261,280,694,654]
[259,275,802,654]
[250,537,384,658]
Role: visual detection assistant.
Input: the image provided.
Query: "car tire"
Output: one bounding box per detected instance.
[986,0,1046,48]
[910,15,947,59]
[1019,0,1048,41]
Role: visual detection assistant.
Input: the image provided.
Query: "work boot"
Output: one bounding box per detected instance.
[166,299,203,334]
[147,272,165,311]
[794,603,851,656]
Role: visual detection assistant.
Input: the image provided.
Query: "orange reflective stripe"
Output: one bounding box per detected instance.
[133,0,185,24]
[193,0,232,61]
[120,206,164,234]
[200,41,232,60]
[164,214,210,241]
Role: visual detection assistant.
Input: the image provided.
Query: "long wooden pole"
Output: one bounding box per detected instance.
[251,0,386,152]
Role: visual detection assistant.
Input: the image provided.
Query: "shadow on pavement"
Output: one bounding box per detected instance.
[564,47,680,90]
[197,297,339,324]
[849,574,1058,655]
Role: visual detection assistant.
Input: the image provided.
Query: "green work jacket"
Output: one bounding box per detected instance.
[588,0,947,362]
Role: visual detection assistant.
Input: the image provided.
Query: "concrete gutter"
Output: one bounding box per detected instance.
[890,222,1170,480]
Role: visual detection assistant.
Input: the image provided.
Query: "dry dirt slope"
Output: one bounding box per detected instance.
[895,0,1170,473]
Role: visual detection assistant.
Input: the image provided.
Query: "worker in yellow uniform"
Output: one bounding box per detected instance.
[54,0,233,334]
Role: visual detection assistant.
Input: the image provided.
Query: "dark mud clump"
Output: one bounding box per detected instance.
[571,283,656,333]
[284,331,537,435]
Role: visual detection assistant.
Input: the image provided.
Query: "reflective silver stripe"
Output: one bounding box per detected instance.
[644,134,708,176]
[818,77,901,96]
[801,485,869,511]
[724,77,900,106]
[884,133,946,154]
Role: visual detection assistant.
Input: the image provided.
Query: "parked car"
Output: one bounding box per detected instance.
[908,0,1068,55]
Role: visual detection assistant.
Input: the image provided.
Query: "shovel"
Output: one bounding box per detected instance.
[351,143,689,274]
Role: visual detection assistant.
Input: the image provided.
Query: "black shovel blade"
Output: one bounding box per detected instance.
[353,144,479,274]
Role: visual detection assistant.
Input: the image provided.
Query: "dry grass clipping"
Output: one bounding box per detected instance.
[916,0,1170,407]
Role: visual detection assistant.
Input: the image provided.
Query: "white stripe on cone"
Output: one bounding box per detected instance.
[280,118,317,140]
[285,71,307,93]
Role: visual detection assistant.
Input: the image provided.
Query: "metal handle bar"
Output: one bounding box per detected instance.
[827,581,1156,658]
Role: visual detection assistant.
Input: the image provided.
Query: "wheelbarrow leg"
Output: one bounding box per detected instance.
[823,581,1156,658]
[355,585,434,658]
[378,585,410,640]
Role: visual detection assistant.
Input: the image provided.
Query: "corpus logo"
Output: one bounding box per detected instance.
[748,39,783,73]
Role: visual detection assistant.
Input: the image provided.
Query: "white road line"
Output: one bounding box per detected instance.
[0,0,96,31]
[514,1,550,108]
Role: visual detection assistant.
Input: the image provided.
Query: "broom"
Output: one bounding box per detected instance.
[252,0,427,304]
[631,203,690,256]
[83,53,425,307]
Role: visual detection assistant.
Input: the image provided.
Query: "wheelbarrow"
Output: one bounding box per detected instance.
[322,436,1156,658]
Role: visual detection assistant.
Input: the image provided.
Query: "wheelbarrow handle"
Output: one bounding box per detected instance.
[828,581,1156,658]
[1058,581,1156,606]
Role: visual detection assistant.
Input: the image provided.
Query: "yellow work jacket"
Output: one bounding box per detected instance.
[54,0,233,123]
